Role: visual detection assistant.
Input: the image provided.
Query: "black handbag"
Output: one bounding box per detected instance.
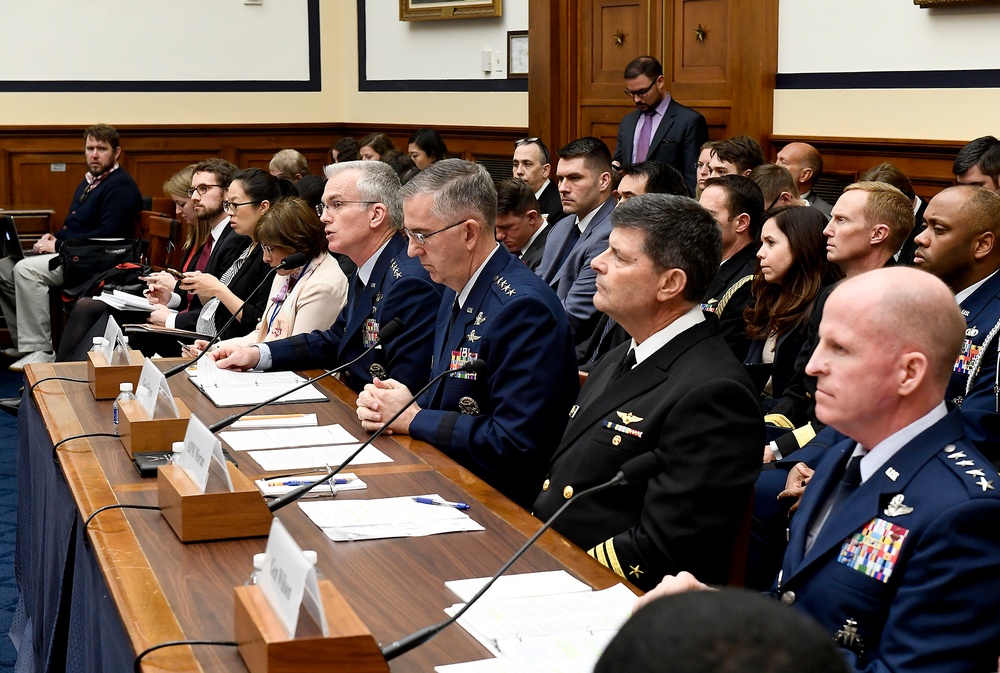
[50,238,149,292]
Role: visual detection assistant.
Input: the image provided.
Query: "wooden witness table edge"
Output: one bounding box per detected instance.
[26,363,204,673]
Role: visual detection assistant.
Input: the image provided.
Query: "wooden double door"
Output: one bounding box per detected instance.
[528,0,778,157]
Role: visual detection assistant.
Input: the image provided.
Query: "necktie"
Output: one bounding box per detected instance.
[186,235,214,308]
[347,273,365,324]
[634,111,656,163]
[826,454,864,520]
[615,347,636,381]
[432,300,463,408]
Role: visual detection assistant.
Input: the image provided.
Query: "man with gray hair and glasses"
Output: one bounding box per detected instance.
[356,159,578,508]
[212,160,442,393]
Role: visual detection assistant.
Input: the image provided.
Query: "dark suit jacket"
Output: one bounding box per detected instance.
[613,100,709,195]
[174,225,249,331]
[804,191,833,220]
[532,318,763,589]
[895,196,927,266]
[702,244,757,362]
[745,320,810,406]
[775,411,1000,672]
[267,234,442,393]
[576,313,630,368]
[410,246,578,508]
[209,245,272,341]
[518,221,552,273]
[536,181,564,223]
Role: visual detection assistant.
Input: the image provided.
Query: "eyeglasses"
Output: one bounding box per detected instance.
[403,218,468,244]
[515,137,540,146]
[624,81,656,98]
[185,184,223,197]
[315,200,376,217]
[222,200,261,213]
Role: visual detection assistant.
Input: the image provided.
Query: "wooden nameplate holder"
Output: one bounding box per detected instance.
[117,397,191,457]
[158,463,272,542]
[234,581,389,673]
[87,349,144,399]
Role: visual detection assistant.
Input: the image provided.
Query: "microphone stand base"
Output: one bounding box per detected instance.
[158,463,273,542]
[235,581,389,673]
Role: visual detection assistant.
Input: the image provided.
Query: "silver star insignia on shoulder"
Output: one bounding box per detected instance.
[977,477,995,491]
[616,411,643,425]
[390,259,402,279]
[883,494,913,517]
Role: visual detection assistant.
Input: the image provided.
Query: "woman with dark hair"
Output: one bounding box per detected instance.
[330,137,359,164]
[147,168,295,341]
[407,128,449,170]
[188,197,348,354]
[743,206,842,409]
[357,132,395,161]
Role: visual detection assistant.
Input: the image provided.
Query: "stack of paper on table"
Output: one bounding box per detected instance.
[95,290,157,312]
[435,573,635,673]
[218,423,393,471]
[299,494,484,541]
[192,358,328,407]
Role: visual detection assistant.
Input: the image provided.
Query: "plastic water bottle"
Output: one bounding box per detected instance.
[89,337,106,353]
[167,441,184,465]
[245,553,267,586]
[113,382,135,436]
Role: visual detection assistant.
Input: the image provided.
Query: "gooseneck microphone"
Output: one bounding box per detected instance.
[163,252,308,378]
[379,451,662,661]
[266,357,487,513]
[207,317,405,433]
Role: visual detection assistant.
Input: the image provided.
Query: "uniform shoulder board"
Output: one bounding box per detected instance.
[389,258,403,280]
[940,444,999,496]
[492,274,517,299]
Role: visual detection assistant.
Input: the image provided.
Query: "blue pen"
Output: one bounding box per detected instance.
[267,478,352,487]
[413,496,470,510]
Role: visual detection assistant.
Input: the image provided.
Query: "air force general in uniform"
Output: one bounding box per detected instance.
[357,160,578,509]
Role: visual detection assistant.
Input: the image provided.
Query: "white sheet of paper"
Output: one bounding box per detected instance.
[445,571,591,604]
[231,413,318,429]
[221,424,359,452]
[248,445,392,472]
[259,519,328,639]
[255,472,366,497]
[299,494,484,541]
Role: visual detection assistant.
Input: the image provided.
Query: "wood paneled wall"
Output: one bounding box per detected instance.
[0,124,528,231]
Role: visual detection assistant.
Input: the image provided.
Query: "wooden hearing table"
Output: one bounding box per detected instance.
[16,361,629,672]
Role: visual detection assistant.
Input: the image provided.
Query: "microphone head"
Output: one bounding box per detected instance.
[276,252,308,271]
[461,358,486,374]
[618,452,661,485]
[378,317,405,345]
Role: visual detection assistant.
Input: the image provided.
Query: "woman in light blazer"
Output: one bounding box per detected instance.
[191,197,348,353]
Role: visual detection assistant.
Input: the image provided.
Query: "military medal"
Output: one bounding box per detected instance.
[834,619,864,657]
[449,348,479,380]
[363,319,380,348]
[458,396,480,414]
[368,363,387,380]
[954,339,981,374]
[837,517,909,583]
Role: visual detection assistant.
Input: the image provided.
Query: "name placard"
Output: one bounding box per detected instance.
[176,414,234,494]
[136,358,179,419]
[260,519,329,639]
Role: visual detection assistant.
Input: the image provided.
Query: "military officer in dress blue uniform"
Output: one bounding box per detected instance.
[913,184,1000,463]
[636,268,1000,673]
[533,194,763,590]
[356,160,578,508]
[212,161,442,393]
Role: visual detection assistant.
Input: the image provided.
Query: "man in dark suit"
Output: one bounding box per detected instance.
[494,177,551,272]
[954,135,1000,194]
[698,175,764,362]
[642,267,1000,673]
[532,194,763,590]
[914,185,1000,462]
[513,137,564,222]
[777,142,833,218]
[613,56,708,195]
[537,137,617,345]
[212,161,442,393]
[356,160,578,508]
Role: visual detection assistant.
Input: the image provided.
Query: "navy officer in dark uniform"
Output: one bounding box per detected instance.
[356,159,578,508]
[212,160,442,393]
[639,267,1000,673]
[532,194,763,590]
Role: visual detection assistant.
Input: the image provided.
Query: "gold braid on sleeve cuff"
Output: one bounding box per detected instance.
[791,422,817,448]
[587,538,625,579]
[764,413,795,429]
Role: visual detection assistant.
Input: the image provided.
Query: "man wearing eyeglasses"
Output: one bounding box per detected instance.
[213,160,442,394]
[143,158,248,334]
[355,159,578,508]
[512,137,564,222]
[612,56,708,196]
[1,124,142,371]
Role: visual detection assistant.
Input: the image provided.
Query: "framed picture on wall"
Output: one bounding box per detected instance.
[915,0,999,6]
[507,31,528,79]
[400,0,502,21]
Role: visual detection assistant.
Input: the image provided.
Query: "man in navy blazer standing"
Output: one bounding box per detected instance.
[612,56,708,195]
[637,267,1000,673]
[356,160,578,508]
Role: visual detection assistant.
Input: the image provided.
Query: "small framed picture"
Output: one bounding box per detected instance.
[508,30,529,79]
[400,0,502,21]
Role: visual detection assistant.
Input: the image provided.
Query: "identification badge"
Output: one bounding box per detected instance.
[449,347,479,380]
[954,338,981,374]
[363,319,380,348]
[837,517,909,583]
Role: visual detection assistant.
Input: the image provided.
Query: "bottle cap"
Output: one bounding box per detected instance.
[171,441,184,454]
[303,551,318,565]
[252,553,266,570]
[119,382,133,393]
